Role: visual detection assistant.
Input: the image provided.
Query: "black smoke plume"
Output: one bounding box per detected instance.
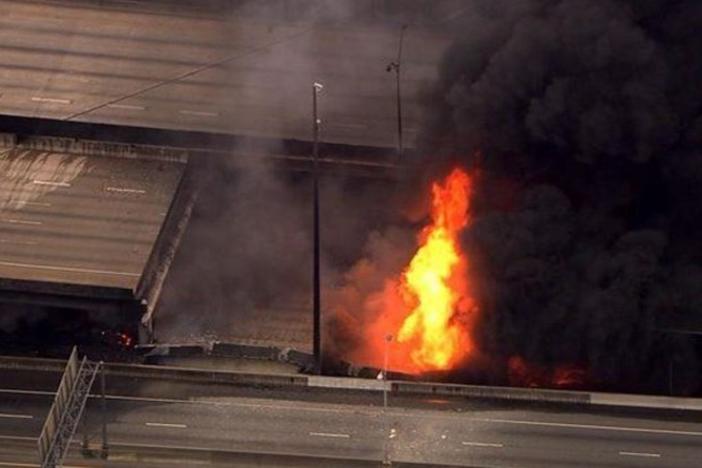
[412,0,702,394]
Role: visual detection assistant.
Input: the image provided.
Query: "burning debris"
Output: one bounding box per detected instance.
[507,356,588,390]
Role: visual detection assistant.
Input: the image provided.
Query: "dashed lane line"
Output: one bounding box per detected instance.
[309,432,350,439]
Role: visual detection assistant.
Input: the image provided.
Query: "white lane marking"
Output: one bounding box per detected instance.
[31,97,72,105]
[0,413,33,419]
[106,186,146,194]
[0,239,38,246]
[481,418,702,437]
[178,110,219,117]
[619,451,661,458]
[0,218,42,226]
[107,103,146,111]
[0,260,140,278]
[0,384,702,437]
[309,432,350,439]
[0,463,86,468]
[462,441,504,448]
[145,422,187,429]
[3,387,701,440]
[0,435,36,441]
[32,180,70,188]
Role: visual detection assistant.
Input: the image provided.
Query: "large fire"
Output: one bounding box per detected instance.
[396,168,475,371]
[357,168,477,374]
[335,167,592,387]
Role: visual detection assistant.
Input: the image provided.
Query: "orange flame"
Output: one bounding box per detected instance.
[343,167,477,374]
[395,168,475,371]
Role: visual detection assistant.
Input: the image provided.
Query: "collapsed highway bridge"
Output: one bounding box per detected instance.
[0,115,399,354]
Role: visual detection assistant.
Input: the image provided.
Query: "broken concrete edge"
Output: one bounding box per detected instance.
[135,342,399,378]
[135,342,317,369]
[1,353,701,412]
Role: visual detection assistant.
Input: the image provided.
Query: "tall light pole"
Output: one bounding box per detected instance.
[383,333,393,409]
[312,82,323,374]
[386,24,408,159]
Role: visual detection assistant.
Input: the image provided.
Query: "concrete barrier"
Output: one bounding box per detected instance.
[0,133,188,163]
[211,342,280,361]
[280,348,315,368]
[392,381,591,405]
[103,362,308,387]
[309,376,390,391]
[3,354,702,412]
[0,355,67,373]
[590,392,702,411]
[139,344,208,359]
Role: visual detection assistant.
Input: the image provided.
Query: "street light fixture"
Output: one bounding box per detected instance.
[312,82,323,375]
[386,24,408,159]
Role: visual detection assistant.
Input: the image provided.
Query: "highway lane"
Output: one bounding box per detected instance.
[0,0,452,148]
[1,374,701,467]
[0,148,185,289]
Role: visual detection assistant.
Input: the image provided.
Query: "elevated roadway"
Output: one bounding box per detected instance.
[0,0,454,149]
[0,366,700,467]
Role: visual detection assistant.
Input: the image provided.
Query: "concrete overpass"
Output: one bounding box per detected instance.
[0,0,461,149]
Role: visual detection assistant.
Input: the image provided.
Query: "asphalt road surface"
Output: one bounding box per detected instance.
[0,147,185,289]
[1,368,701,467]
[0,0,453,148]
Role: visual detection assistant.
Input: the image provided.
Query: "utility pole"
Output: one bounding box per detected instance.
[387,24,408,160]
[312,82,323,374]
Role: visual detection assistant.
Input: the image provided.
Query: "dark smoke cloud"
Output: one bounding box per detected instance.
[154,0,702,394]
[413,0,702,394]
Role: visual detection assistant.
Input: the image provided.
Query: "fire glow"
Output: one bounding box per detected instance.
[362,168,477,374]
